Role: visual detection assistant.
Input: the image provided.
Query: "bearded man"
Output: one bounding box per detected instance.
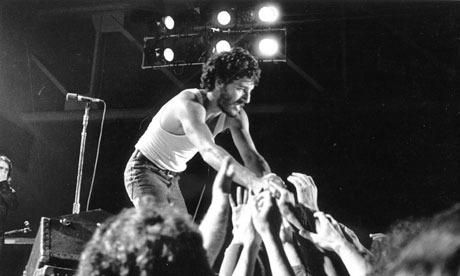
[124,47,282,212]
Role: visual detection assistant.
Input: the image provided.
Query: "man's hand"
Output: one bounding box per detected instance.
[251,173,285,194]
[287,172,319,211]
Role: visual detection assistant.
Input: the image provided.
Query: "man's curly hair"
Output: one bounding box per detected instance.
[200,47,261,91]
[77,196,213,276]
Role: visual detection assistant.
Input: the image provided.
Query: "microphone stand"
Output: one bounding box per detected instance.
[72,102,91,214]
[4,227,31,236]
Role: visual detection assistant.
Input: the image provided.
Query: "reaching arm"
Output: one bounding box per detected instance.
[178,98,281,191]
[223,187,262,276]
[252,191,295,276]
[299,212,370,276]
[280,222,308,276]
[199,157,234,266]
[229,109,271,177]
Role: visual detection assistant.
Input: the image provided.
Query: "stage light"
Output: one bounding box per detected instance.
[162,16,175,30]
[217,11,232,26]
[142,33,208,68]
[213,8,235,28]
[258,37,279,57]
[163,48,174,62]
[258,5,279,23]
[215,40,231,53]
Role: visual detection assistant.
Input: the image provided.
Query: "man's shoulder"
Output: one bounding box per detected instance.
[164,89,205,116]
[177,88,201,98]
[169,89,201,104]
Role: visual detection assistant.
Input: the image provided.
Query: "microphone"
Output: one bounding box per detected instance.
[23,221,31,233]
[66,93,103,103]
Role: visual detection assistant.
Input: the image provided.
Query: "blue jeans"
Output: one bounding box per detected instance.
[124,150,188,213]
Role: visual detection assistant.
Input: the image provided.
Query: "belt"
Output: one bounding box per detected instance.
[133,149,179,178]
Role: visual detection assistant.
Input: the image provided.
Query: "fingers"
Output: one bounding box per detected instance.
[313,211,330,226]
[229,194,236,208]
[299,229,318,243]
[252,191,278,220]
[325,214,344,236]
[263,173,286,188]
[253,190,271,210]
[369,233,387,240]
[231,186,249,208]
[267,184,282,199]
[288,173,317,190]
[325,214,339,227]
[236,186,243,205]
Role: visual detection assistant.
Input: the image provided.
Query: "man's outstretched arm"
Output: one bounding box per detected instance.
[178,99,280,191]
[229,108,271,177]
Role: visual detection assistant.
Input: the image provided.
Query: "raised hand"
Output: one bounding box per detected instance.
[299,212,370,276]
[199,156,235,265]
[287,172,319,211]
[251,190,282,237]
[299,212,346,252]
[267,183,305,232]
[229,186,259,245]
[251,191,296,276]
[339,222,372,256]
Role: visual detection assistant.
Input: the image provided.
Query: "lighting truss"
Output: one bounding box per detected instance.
[142,28,286,69]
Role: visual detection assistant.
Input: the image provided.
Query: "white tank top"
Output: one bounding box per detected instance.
[135,89,226,172]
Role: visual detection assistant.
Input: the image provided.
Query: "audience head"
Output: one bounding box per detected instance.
[77,196,214,276]
[387,203,460,276]
[0,155,13,183]
[369,217,429,276]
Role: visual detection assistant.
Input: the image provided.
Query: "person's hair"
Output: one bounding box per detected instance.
[0,155,13,183]
[369,217,429,276]
[76,196,214,276]
[386,204,460,276]
[200,47,261,91]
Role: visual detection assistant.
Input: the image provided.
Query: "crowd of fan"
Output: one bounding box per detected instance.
[76,158,460,276]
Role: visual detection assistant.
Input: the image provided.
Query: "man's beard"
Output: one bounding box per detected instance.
[217,91,239,118]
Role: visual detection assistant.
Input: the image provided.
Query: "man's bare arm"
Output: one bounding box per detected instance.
[177,99,273,191]
[229,109,271,177]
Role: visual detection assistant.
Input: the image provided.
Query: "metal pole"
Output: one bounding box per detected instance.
[72,102,91,214]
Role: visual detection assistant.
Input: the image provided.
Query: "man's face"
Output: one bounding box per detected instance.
[0,160,9,182]
[218,77,255,117]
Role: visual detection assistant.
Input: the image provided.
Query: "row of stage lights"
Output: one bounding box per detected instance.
[142,4,286,69]
[159,5,280,31]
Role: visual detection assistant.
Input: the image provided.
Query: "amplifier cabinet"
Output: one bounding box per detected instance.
[23,209,112,276]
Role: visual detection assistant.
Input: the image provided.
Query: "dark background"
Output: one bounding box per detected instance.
[1,0,460,274]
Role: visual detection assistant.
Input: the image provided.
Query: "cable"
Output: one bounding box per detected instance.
[193,182,207,222]
[85,101,107,211]
[192,165,212,222]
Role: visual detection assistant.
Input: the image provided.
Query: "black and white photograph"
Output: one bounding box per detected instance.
[0,0,459,275]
